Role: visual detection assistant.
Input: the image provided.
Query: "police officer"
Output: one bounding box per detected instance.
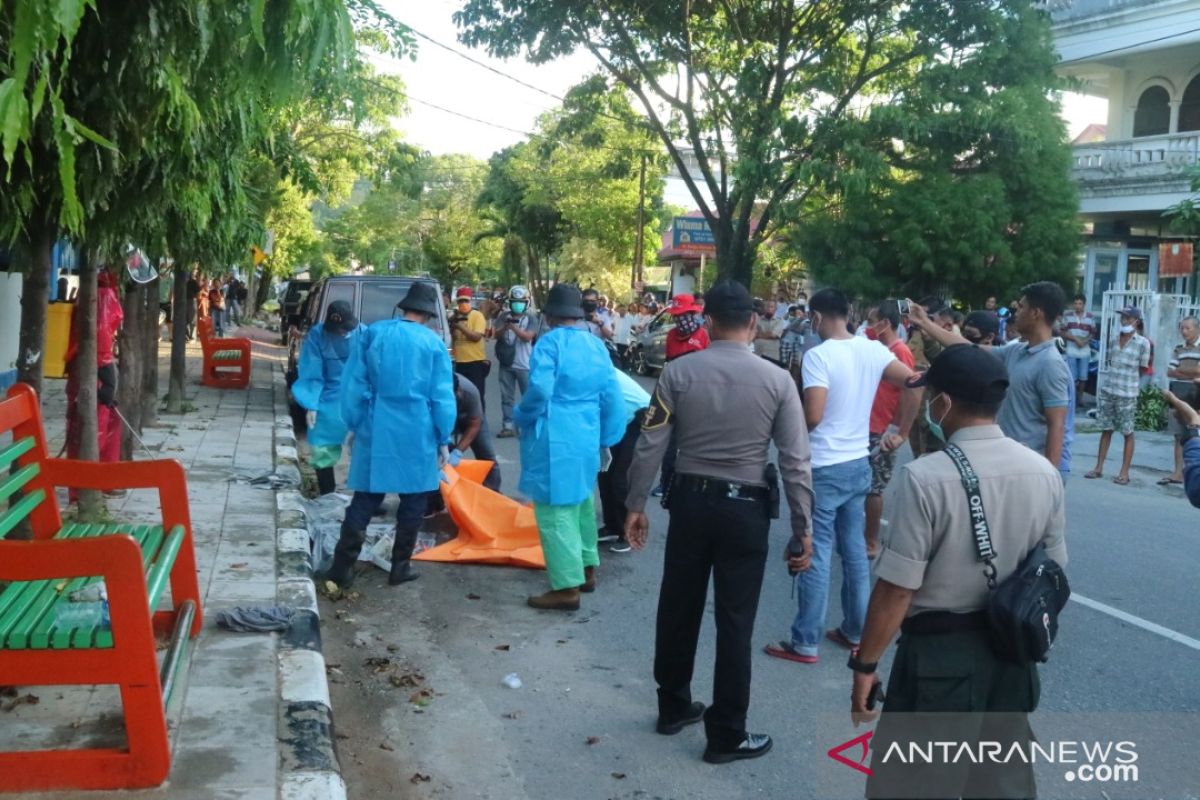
[318,282,457,588]
[848,345,1067,798]
[625,279,814,765]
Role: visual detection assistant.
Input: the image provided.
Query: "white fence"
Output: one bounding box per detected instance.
[1097,290,1200,396]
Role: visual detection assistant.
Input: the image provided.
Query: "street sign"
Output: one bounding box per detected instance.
[671,216,716,253]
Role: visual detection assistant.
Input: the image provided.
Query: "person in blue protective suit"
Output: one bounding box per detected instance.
[318,282,457,588]
[293,301,361,495]
[515,283,628,611]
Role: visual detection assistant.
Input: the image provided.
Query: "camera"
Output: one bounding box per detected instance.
[507,314,520,324]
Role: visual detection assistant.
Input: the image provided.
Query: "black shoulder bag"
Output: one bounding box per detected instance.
[943,443,1070,664]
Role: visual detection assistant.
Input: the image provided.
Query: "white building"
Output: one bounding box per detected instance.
[1053,0,1200,308]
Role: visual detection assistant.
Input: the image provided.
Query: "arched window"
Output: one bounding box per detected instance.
[1133,86,1171,137]
[1179,75,1200,132]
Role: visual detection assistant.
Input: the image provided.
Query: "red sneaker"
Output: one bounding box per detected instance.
[763,641,818,664]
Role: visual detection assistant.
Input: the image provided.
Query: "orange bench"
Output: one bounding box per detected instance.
[197,316,251,389]
[0,383,202,791]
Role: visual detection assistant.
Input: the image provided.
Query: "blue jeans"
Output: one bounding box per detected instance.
[1067,355,1089,382]
[790,457,872,657]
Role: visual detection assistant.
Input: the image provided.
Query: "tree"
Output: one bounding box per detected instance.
[457,0,1073,289]
[794,9,1080,302]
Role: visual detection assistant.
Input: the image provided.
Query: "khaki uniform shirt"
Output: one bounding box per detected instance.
[875,424,1067,617]
[626,340,814,542]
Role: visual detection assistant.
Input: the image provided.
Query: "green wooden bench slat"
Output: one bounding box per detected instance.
[213,350,242,360]
[93,524,181,649]
[0,522,98,649]
[0,436,35,471]
[22,524,109,649]
[0,463,39,505]
[65,525,155,649]
[0,488,46,539]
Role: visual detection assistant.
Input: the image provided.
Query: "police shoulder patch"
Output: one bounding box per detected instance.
[642,388,673,430]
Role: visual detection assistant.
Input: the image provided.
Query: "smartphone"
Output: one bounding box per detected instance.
[866,682,885,711]
[898,299,910,316]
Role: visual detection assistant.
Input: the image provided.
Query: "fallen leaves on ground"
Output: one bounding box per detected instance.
[502,711,521,720]
[410,772,431,784]
[379,742,395,752]
[611,772,627,779]
[494,644,510,651]
[585,736,600,746]
[466,593,482,600]
[1,693,40,713]
[228,562,248,569]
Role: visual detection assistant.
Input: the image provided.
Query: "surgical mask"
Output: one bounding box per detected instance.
[924,393,951,443]
[582,300,598,314]
[1120,324,1135,334]
[511,301,527,313]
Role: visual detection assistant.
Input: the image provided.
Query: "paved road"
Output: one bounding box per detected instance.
[321,367,1200,800]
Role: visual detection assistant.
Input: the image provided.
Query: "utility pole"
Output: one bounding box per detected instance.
[632,152,647,289]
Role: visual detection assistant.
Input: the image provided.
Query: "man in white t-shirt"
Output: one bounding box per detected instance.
[765,288,919,665]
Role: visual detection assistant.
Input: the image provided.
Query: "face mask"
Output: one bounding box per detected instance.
[1120,324,1135,334]
[511,301,527,313]
[582,300,598,314]
[924,393,951,443]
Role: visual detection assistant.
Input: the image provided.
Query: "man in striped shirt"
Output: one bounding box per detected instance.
[1164,316,1200,486]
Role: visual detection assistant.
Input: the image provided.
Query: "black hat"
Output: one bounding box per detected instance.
[963,310,999,339]
[398,282,441,317]
[325,300,357,334]
[543,284,584,319]
[703,279,754,316]
[906,344,1009,404]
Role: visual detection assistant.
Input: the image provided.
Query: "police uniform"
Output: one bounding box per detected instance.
[860,345,1068,798]
[625,280,813,763]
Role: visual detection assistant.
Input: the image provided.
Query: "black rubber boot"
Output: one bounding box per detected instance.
[317,523,365,588]
[389,524,420,585]
[315,466,336,496]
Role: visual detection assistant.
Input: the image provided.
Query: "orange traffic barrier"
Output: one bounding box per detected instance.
[414,460,546,569]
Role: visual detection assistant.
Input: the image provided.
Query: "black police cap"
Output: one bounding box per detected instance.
[963,310,999,338]
[703,279,754,316]
[906,344,1009,404]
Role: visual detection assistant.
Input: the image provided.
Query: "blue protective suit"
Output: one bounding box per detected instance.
[340,318,457,494]
[292,322,360,447]
[514,325,627,506]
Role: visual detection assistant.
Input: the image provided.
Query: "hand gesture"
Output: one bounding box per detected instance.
[851,671,883,727]
[905,299,930,327]
[880,432,905,453]
[1164,390,1200,428]
[625,511,649,550]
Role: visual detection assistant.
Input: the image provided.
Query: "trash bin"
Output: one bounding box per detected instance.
[43,302,73,379]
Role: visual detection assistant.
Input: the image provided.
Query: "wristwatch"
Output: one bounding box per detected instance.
[1181,425,1200,444]
[847,653,878,674]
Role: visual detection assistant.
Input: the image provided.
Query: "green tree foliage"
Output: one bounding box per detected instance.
[795,8,1080,302]
[457,0,1075,290]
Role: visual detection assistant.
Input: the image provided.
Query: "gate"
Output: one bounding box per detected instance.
[1097,290,1200,396]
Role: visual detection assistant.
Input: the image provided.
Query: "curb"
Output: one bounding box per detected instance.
[272,369,347,800]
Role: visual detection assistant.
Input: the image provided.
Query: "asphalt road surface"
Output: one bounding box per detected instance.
[319,367,1200,800]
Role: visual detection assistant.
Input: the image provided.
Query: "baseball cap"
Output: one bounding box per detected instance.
[906,344,1009,404]
[963,310,999,339]
[455,287,473,300]
[668,293,703,316]
[1118,305,1143,321]
[703,280,754,316]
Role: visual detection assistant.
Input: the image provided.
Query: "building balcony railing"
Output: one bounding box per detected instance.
[1071,132,1200,182]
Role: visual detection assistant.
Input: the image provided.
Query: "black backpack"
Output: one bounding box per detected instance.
[943,444,1070,664]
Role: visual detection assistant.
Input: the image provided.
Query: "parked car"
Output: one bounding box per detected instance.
[278,279,313,345]
[627,309,675,376]
[286,275,451,421]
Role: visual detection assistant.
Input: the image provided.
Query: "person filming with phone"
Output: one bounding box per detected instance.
[848,344,1068,799]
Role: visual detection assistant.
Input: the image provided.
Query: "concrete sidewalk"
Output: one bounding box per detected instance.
[2,326,334,799]
[1072,425,1185,492]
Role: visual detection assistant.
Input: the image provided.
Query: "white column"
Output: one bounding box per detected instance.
[1170,101,1182,133]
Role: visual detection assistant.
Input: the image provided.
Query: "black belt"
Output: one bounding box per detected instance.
[672,473,768,502]
[901,610,989,636]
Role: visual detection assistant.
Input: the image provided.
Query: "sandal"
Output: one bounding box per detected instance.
[1157,477,1183,486]
[1084,470,1103,479]
[1113,476,1130,486]
[763,641,818,664]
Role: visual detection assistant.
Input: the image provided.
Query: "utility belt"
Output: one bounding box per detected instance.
[901,610,990,637]
[671,473,769,503]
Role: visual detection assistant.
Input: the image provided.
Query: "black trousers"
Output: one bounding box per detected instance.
[597,411,643,535]
[455,361,489,413]
[867,627,1039,800]
[654,483,769,749]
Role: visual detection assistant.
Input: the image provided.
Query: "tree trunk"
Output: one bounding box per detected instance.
[165,261,189,414]
[74,252,103,519]
[140,276,160,429]
[16,223,54,399]
[254,268,271,315]
[117,281,144,460]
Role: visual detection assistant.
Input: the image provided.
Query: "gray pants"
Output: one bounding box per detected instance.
[498,366,529,428]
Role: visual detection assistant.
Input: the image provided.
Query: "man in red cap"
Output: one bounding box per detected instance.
[451,286,490,410]
[653,293,710,498]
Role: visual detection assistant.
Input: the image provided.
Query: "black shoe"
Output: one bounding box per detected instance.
[656,701,706,735]
[596,529,620,543]
[703,733,773,764]
[388,560,420,585]
[608,540,632,554]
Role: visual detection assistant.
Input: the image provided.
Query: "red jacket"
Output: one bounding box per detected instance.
[666,326,709,361]
[65,273,124,367]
